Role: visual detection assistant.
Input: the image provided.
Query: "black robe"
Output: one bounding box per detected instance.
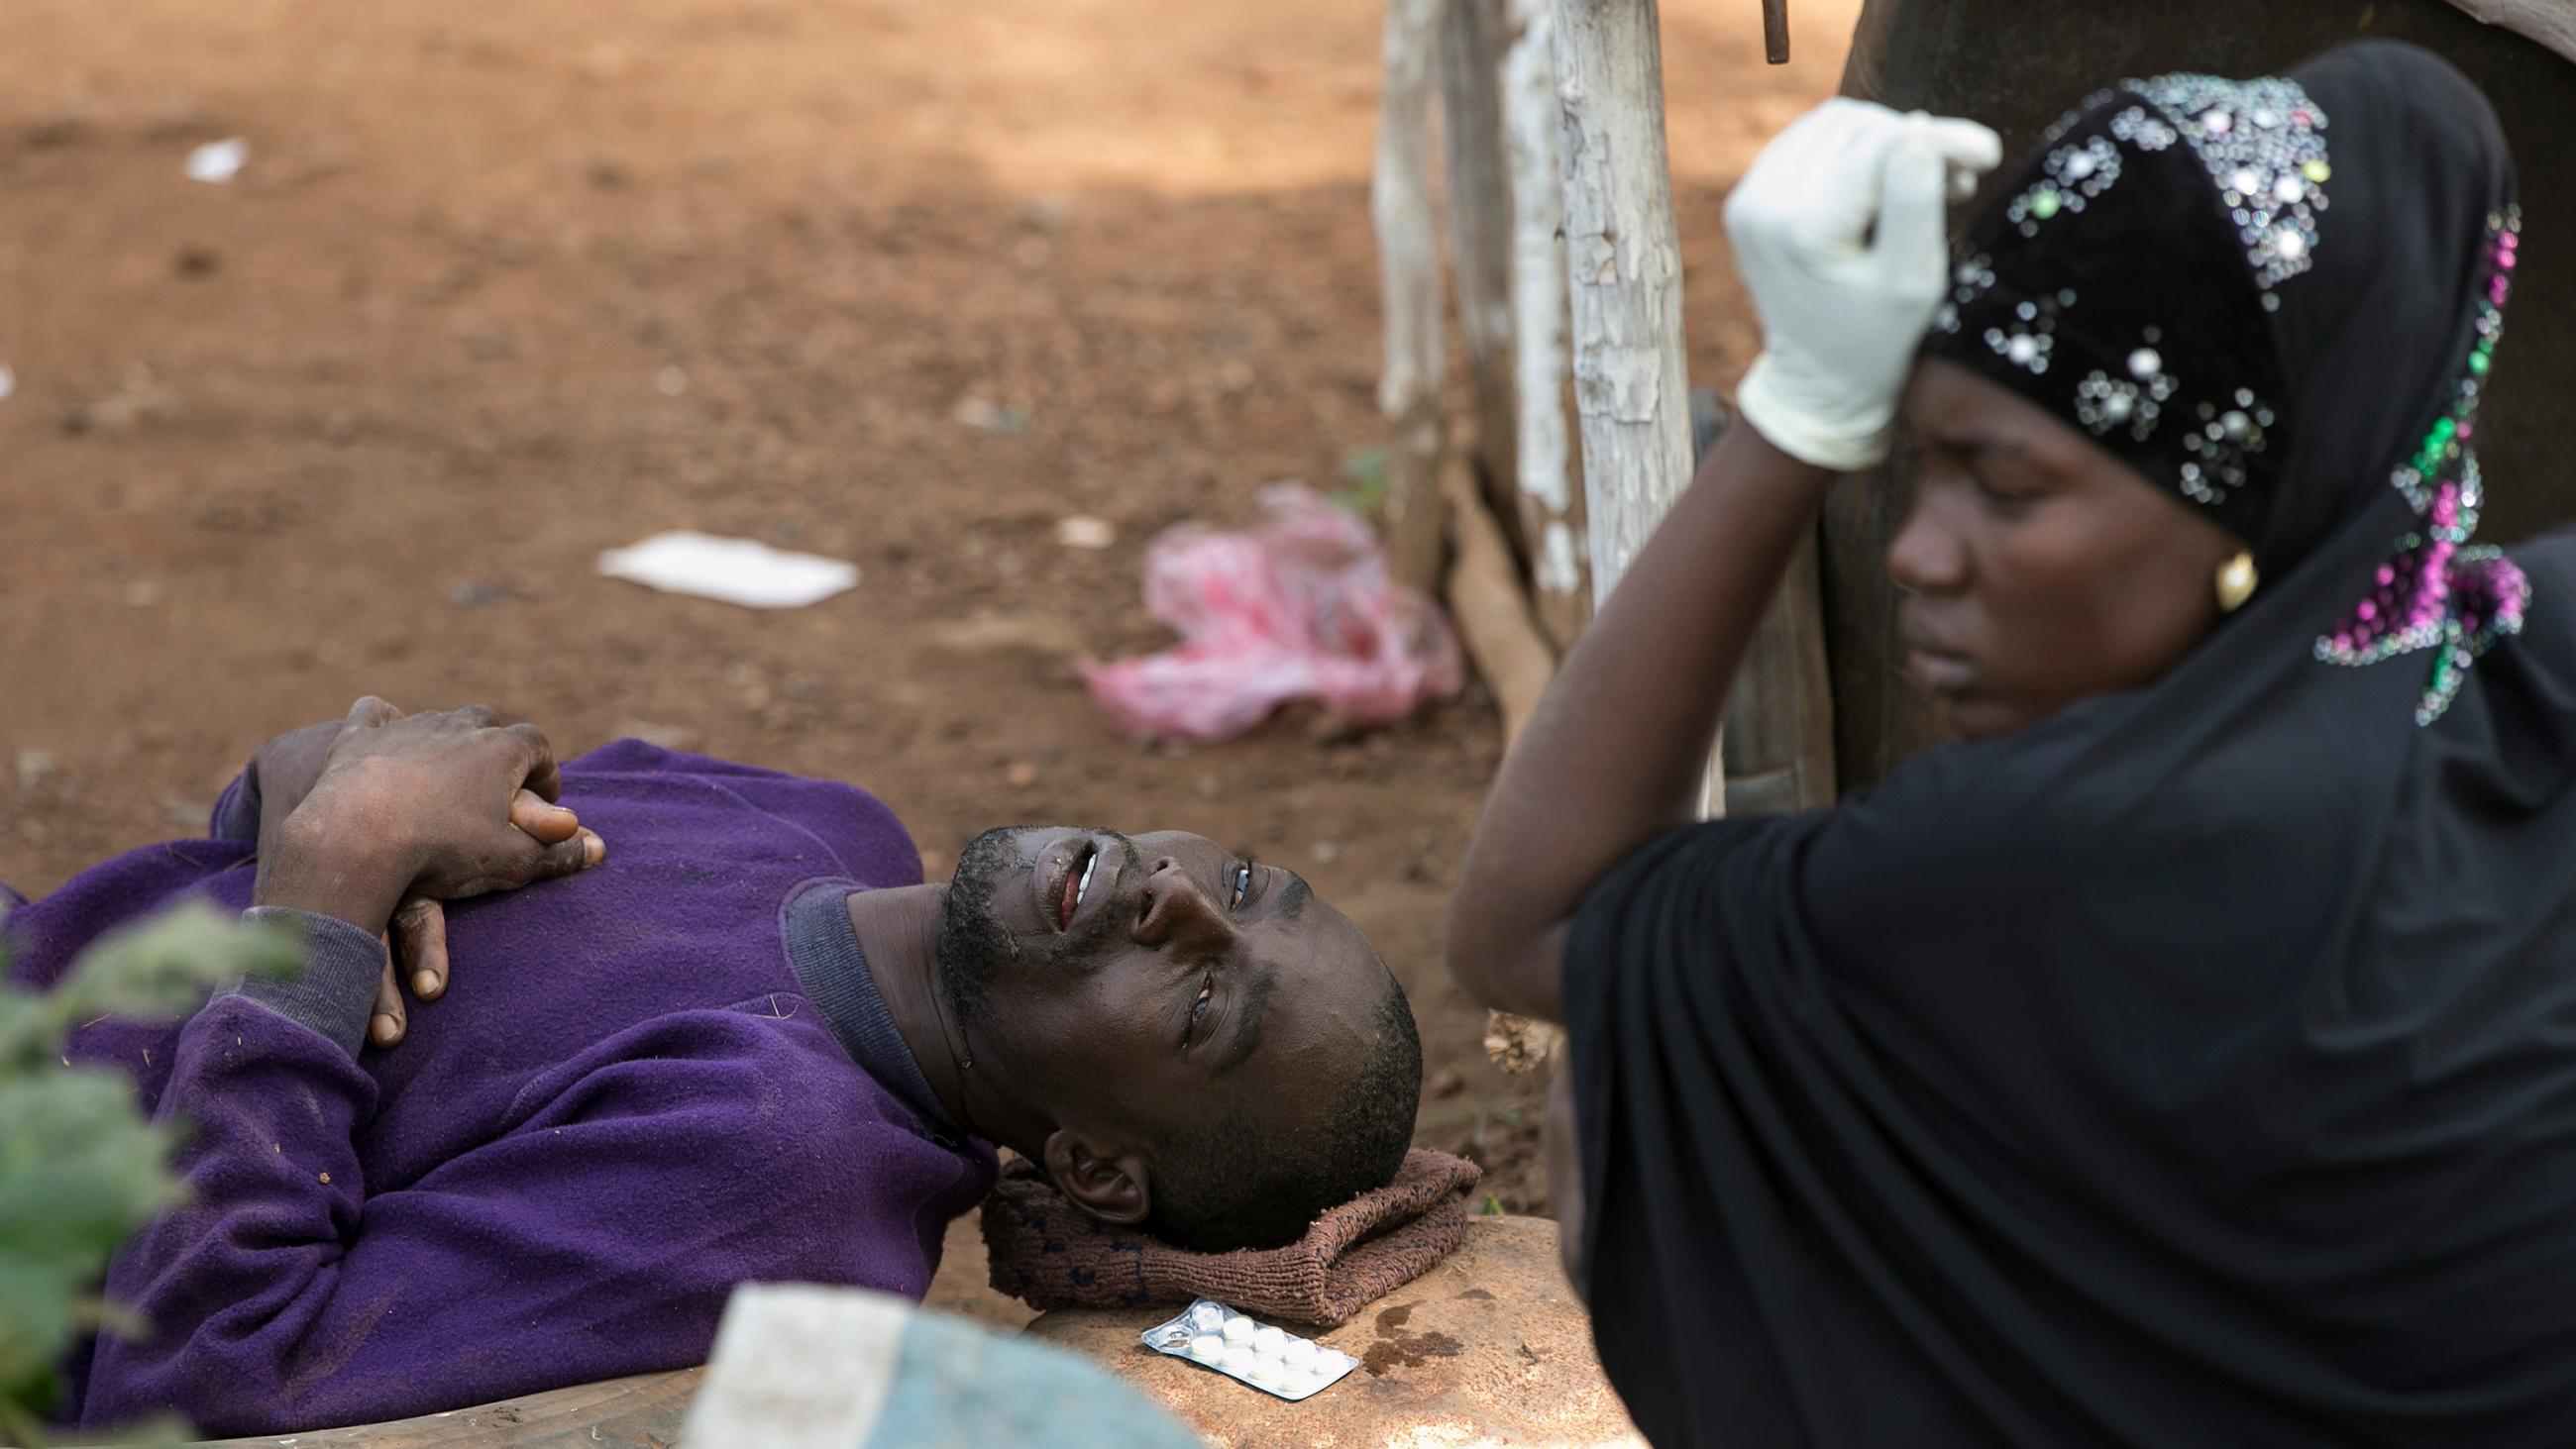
[1564,44,2576,1447]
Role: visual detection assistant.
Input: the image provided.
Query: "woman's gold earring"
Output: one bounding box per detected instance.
[2215,551,2259,613]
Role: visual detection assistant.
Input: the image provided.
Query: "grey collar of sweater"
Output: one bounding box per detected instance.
[783,880,969,1145]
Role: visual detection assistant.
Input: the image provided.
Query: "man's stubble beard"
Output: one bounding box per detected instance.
[934,827,1143,1029]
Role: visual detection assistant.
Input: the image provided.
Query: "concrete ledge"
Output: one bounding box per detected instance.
[1022,1215,1643,1448]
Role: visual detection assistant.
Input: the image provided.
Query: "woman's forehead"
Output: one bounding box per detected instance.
[1908,360,2074,451]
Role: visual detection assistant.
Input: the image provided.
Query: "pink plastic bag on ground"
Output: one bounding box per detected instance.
[1082,484,1464,741]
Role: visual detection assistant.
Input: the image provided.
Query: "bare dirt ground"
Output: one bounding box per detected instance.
[0,0,1858,1210]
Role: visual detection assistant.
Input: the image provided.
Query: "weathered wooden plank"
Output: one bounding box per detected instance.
[190,1369,702,1449]
[1441,0,1526,564]
[1445,445,1558,747]
[1723,528,1837,815]
[1689,391,1837,815]
[1554,0,1713,810]
[1554,0,1696,611]
[1503,0,1590,650]
[1375,0,1453,595]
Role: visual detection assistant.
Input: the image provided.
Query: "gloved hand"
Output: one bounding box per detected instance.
[1727,99,2003,471]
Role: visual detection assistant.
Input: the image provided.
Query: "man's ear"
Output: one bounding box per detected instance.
[1041,1128,1152,1226]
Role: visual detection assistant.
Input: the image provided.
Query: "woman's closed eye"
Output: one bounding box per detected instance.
[1972,468,2044,512]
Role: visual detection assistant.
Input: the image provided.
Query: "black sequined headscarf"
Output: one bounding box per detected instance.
[1564,41,2576,1448]
[1921,40,2527,723]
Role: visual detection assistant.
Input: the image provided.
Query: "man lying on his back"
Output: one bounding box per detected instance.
[2,699,1422,1437]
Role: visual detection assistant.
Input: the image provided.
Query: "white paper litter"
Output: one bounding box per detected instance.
[595,531,859,610]
[1055,514,1116,550]
[185,138,249,184]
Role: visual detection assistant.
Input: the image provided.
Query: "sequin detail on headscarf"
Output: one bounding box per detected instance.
[2313,207,2531,726]
[1936,73,2326,522]
[2021,74,2330,306]
[2130,74,2332,303]
[2004,135,2123,234]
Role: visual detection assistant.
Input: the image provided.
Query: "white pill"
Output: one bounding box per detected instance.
[1251,1326,1288,1356]
[1281,1339,1319,1369]
[1292,1371,1331,1397]
[1247,1357,1282,1385]
[1188,1334,1225,1362]
[1221,1315,1255,1344]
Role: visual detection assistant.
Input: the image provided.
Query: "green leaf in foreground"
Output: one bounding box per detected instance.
[0,901,303,1444]
[0,903,298,1070]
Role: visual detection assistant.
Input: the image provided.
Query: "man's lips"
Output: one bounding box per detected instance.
[1034,834,1118,933]
[1057,845,1086,929]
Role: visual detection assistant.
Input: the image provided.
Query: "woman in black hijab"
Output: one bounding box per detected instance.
[1449,42,2576,1447]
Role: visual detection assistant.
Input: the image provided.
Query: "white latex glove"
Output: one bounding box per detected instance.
[1727,99,2004,471]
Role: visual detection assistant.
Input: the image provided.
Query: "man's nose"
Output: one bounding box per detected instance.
[1131,859,1239,955]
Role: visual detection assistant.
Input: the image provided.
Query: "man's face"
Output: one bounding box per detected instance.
[937,825,1390,1151]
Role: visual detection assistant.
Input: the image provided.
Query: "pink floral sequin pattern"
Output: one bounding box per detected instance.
[2313,207,2531,726]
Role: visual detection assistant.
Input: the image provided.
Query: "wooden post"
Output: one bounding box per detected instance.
[1375,0,1453,595]
[1552,0,1716,806]
[1440,0,1526,562]
[1444,447,1558,748]
[1488,0,1705,1073]
[1502,0,1590,651]
[1689,391,1838,814]
[1725,533,1839,810]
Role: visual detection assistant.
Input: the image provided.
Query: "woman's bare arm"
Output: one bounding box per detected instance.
[1445,426,1832,1020]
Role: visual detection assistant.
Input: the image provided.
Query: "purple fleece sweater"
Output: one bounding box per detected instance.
[0,740,997,1438]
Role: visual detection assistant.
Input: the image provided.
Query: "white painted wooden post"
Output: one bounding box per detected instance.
[1552,0,1719,808]
[1374,0,1453,594]
[1440,0,1521,551]
[1488,0,1701,1076]
[1501,0,1586,651]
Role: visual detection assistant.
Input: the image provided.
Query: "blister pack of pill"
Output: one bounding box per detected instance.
[1138,1298,1359,1401]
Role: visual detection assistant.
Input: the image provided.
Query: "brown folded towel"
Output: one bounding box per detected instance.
[981,1147,1481,1329]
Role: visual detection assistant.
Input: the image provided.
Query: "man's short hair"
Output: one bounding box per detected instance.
[1144,974,1422,1251]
